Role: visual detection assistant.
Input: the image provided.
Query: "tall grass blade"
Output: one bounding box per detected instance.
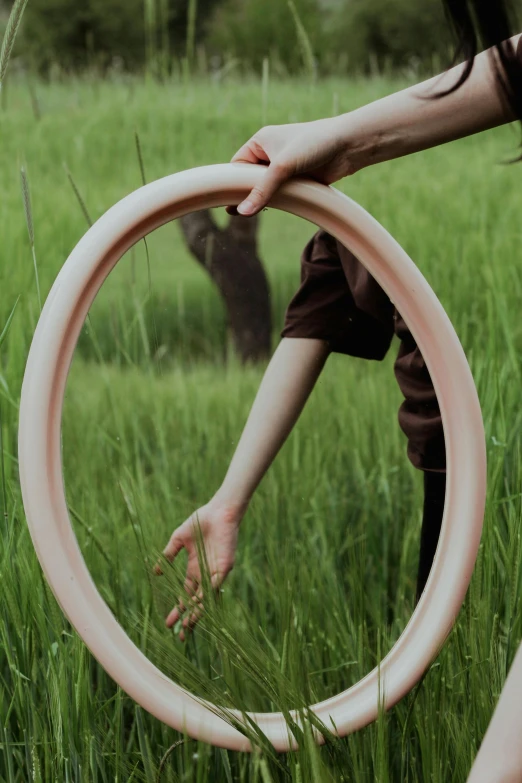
[135,706,155,782]
[135,130,147,187]
[63,163,93,226]
[287,1,316,84]
[220,749,233,783]
[261,57,269,125]
[158,0,170,78]
[0,0,29,89]
[144,0,157,78]
[186,0,198,66]
[20,166,41,312]
[133,131,160,366]
[20,166,34,246]
[0,400,8,529]
[0,297,20,350]
[27,76,42,121]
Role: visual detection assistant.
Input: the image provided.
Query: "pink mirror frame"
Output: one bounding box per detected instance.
[18,163,486,752]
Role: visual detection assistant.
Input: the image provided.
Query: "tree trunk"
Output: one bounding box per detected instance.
[179,210,272,363]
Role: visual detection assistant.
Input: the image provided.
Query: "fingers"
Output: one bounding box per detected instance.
[165,575,199,629]
[167,573,224,639]
[165,604,182,628]
[235,162,289,217]
[229,133,289,217]
[153,530,184,575]
[231,138,269,165]
[179,601,204,642]
[164,530,185,562]
[166,588,202,634]
[165,594,189,629]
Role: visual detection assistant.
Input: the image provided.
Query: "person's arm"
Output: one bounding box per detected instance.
[213,336,329,508]
[229,33,522,217]
[157,337,329,637]
[334,32,522,173]
[466,640,522,782]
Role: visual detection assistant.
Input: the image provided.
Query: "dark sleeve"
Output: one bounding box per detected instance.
[281,230,357,345]
[281,230,394,360]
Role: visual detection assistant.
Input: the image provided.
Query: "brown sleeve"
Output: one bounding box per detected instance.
[281,230,394,361]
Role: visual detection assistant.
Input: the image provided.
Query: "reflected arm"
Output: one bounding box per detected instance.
[213,337,329,515]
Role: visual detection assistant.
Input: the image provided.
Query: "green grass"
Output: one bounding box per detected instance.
[1,72,522,781]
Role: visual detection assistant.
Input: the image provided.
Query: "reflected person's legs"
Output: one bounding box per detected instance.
[330,238,448,605]
[416,471,446,602]
[283,230,448,604]
[393,312,447,604]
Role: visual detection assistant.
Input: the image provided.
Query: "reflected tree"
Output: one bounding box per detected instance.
[179,210,272,363]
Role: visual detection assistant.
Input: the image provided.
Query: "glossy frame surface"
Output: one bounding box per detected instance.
[18,163,487,752]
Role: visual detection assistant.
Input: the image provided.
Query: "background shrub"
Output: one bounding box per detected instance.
[4,0,462,77]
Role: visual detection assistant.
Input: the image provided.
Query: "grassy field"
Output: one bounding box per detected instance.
[2,72,522,781]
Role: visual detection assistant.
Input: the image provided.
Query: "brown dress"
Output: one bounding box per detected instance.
[281,230,446,474]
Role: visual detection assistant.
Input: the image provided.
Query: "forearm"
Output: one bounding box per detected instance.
[467,640,522,782]
[213,337,329,512]
[341,34,522,173]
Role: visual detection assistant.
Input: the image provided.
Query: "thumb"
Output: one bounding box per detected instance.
[236,162,289,217]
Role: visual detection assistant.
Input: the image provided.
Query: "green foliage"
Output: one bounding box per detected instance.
[18,0,146,72]
[207,0,324,75]
[205,0,453,76]
[2,73,522,780]
[324,0,454,73]
[0,0,29,85]
[17,0,222,73]
[11,0,459,77]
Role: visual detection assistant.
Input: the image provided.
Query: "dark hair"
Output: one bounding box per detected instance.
[437,0,522,121]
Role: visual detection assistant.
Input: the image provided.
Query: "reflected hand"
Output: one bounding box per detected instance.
[154,499,245,641]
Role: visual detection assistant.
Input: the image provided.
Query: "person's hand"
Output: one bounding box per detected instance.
[154,498,246,640]
[227,115,360,217]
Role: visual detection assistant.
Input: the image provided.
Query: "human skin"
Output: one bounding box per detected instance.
[156,33,522,782]
[466,640,522,782]
[229,34,522,216]
[156,337,329,638]
[158,33,522,629]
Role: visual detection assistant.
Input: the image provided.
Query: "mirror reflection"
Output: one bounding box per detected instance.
[64,207,429,712]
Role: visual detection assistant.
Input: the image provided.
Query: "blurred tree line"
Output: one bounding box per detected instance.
[1,0,457,77]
